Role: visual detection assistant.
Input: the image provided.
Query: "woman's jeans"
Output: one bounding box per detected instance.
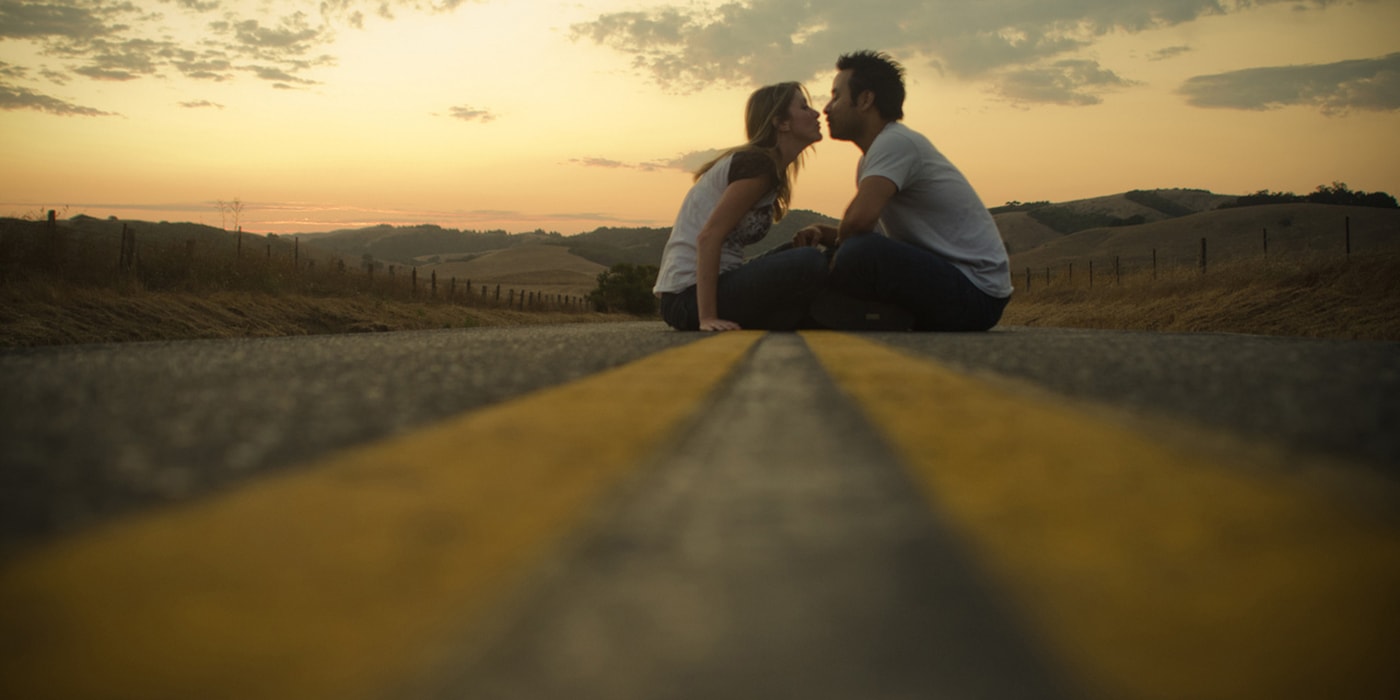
[659,246,828,331]
[828,234,1010,332]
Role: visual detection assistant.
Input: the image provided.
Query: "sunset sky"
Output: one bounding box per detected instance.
[2,0,1397,235]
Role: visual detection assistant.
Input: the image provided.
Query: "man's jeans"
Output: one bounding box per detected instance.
[829,234,1009,332]
[659,246,828,331]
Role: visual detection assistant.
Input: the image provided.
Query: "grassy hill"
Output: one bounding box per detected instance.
[1008,203,1400,275]
[992,189,1238,253]
[299,225,562,265]
[419,245,607,300]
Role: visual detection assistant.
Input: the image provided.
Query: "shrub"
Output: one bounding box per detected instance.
[588,263,659,315]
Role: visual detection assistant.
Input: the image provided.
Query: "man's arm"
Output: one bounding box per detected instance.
[837,175,897,244]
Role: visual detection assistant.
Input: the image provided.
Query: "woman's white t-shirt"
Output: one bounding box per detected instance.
[653,151,778,295]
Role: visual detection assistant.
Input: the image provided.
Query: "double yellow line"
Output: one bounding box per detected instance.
[803,332,1400,700]
[0,332,762,700]
[3,331,1397,699]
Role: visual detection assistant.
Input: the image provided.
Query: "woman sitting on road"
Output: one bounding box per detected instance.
[653,82,828,332]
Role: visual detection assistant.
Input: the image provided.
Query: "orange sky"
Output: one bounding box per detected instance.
[2,0,1397,235]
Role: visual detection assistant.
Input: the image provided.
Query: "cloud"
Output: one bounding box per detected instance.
[0,80,116,116]
[447,105,496,122]
[569,157,629,169]
[1178,52,1400,115]
[569,149,724,173]
[996,59,1139,106]
[572,0,1340,105]
[1148,45,1192,61]
[178,99,224,109]
[0,0,131,40]
[0,0,483,111]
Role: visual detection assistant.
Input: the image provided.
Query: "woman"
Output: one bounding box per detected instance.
[652,82,828,332]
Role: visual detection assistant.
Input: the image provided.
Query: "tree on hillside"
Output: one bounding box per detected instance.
[1220,183,1397,209]
[589,263,659,315]
[1306,182,1398,208]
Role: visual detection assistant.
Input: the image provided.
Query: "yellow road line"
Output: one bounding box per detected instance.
[802,331,1400,700]
[0,331,762,700]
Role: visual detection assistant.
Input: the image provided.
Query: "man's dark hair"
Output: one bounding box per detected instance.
[836,50,906,121]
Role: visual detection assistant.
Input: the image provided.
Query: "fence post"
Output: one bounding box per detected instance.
[1088,260,1094,289]
[412,267,418,296]
[431,270,437,298]
[495,284,501,301]
[1025,267,1031,293]
[117,223,135,273]
[1200,238,1207,274]
[1262,228,1268,258]
[1114,256,1120,286]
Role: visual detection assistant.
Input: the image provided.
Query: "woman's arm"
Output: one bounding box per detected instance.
[694,176,772,331]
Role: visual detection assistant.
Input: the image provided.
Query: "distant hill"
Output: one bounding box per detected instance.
[992,189,1238,253]
[299,224,562,265]
[418,245,607,300]
[20,188,1395,301]
[297,209,842,270]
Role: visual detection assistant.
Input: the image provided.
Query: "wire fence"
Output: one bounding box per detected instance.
[1,212,591,313]
[1017,214,1400,293]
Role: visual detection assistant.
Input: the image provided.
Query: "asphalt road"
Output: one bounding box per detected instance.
[2,322,1397,699]
[0,323,702,551]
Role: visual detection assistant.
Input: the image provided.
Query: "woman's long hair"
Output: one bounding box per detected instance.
[694,81,810,222]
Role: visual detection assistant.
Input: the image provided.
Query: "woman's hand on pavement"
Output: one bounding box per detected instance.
[699,317,742,332]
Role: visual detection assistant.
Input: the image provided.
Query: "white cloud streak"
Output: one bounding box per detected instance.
[569,149,724,173]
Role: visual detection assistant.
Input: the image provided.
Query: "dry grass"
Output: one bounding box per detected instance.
[1002,251,1400,341]
[0,283,631,348]
[0,218,633,348]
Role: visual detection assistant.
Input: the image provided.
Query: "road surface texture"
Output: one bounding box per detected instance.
[2,322,1397,700]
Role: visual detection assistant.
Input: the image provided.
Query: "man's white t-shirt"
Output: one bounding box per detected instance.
[859,122,1013,298]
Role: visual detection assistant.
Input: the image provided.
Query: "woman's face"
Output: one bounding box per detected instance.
[783,90,823,146]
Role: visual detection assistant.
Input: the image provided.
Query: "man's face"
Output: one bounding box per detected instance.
[823,69,859,142]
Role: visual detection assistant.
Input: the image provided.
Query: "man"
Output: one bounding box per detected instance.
[796,50,1013,331]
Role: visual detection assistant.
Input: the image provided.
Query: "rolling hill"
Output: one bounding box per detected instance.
[1007,202,1400,275]
[20,188,1393,303]
[417,245,607,300]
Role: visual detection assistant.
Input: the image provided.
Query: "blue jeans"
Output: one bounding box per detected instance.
[829,234,1009,331]
[660,246,828,331]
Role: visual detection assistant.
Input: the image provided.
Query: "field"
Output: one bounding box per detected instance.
[999,199,1400,341]
[417,245,607,301]
[3,192,1399,347]
[1002,252,1400,341]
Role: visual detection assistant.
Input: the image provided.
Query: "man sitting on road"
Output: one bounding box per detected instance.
[795,50,1014,331]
